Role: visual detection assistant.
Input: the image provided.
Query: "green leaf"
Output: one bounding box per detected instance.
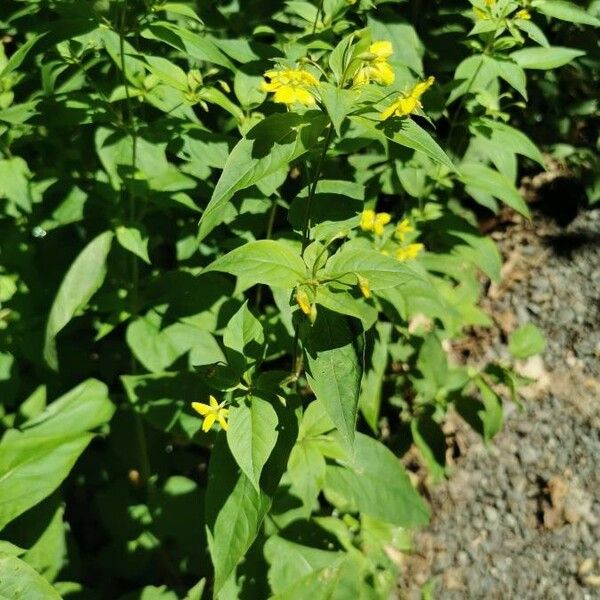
[0,33,46,78]
[471,118,545,167]
[353,115,455,171]
[116,225,151,264]
[21,502,67,583]
[142,22,234,70]
[367,17,423,73]
[44,231,113,369]
[510,46,585,70]
[265,535,345,596]
[223,301,265,375]
[384,119,455,171]
[158,2,204,22]
[324,433,430,526]
[205,240,306,290]
[226,395,279,491]
[538,1,600,26]
[316,287,378,330]
[460,163,530,216]
[0,380,113,531]
[0,553,61,600]
[0,157,32,212]
[205,437,273,595]
[476,378,503,442]
[508,323,546,359]
[198,112,327,240]
[126,311,224,373]
[319,83,358,135]
[325,246,428,290]
[304,309,363,447]
[411,415,446,482]
[414,333,448,400]
[20,379,114,438]
[359,323,391,432]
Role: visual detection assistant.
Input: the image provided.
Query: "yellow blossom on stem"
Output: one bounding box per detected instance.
[357,275,371,299]
[295,289,312,315]
[515,8,531,19]
[395,218,414,242]
[192,395,229,432]
[360,209,391,235]
[261,68,319,106]
[380,76,435,120]
[354,40,395,86]
[395,243,424,261]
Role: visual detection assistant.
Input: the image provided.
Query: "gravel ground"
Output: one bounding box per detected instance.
[405,208,600,599]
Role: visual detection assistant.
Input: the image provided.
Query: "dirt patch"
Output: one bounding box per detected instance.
[403,208,600,599]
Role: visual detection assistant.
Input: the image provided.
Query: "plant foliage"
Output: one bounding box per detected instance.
[0,0,597,597]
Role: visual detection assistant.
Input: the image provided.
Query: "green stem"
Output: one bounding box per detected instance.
[255,196,279,307]
[312,0,325,34]
[301,124,334,252]
[292,123,335,376]
[118,1,151,496]
[445,27,499,152]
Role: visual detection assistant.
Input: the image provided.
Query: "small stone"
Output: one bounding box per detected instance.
[579,558,595,576]
[582,575,600,588]
[484,505,499,523]
[518,446,539,465]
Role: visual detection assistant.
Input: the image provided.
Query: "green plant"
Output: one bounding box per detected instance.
[0,0,597,598]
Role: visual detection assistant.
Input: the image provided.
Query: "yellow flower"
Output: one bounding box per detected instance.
[357,275,371,299]
[295,289,312,315]
[395,243,424,261]
[380,76,435,120]
[360,209,391,235]
[395,218,414,242]
[353,41,395,86]
[261,68,319,106]
[515,8,531,19]
[192,395,229,432]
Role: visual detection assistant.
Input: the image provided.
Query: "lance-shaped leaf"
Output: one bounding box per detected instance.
[351,115,455,171]
[205,239,306,290]
[226,394,279,491]
[324,433,430,526]
[0,553,61,600]
[460,163,530,216]
[198,112,327,240]
[44,231,113,369]
[206,408,297,596]
[325,247,428,290]
[0,380,114,531]
[304,309,364,447]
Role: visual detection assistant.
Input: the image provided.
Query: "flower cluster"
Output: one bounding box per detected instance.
[360,209,391,236]
[360,210,425,262]
[260,40,435,121]
[353,41,395,86]
[261,68,319,106]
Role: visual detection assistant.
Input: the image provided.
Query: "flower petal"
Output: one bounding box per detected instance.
[294,87,316,106]
[370,40,393,59]
[202,413,217,432]
[192,402,211,416]
[209,395,219,408]
[217,412,228,431]
[380,100,400,121]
